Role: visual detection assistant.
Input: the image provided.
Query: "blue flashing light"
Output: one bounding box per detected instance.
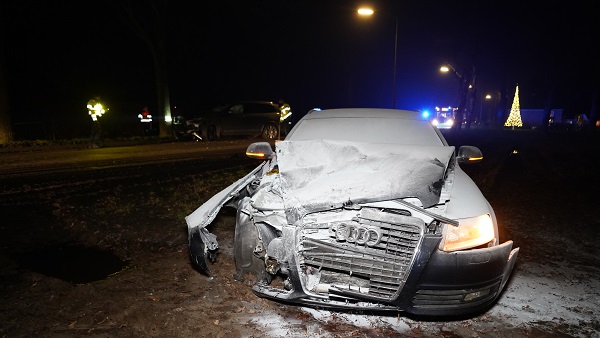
[421,111,430,119]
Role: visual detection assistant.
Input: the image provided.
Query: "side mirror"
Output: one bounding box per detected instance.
[246,142,275,160]
[456,145,483,164]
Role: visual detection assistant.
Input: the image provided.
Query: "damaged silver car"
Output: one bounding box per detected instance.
[186,108,519,317]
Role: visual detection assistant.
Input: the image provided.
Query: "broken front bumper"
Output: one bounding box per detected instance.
[252,238,519,317]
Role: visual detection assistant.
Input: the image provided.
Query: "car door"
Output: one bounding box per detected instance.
[217,103,245,136]
[239,102,276,136]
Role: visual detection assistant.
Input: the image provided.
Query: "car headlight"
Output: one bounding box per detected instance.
[441,214,495,251]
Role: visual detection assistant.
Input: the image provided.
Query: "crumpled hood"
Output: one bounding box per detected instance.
[275,140,454,222]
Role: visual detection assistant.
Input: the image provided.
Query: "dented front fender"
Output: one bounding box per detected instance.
[186,163,266,274]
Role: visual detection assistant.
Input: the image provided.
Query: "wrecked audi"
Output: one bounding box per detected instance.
[186,108,519,317]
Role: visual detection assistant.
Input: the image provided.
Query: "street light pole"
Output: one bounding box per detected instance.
[358,7,399,109]
[440,65,462,79]
[484,93,492,125]
[440,64,476,133]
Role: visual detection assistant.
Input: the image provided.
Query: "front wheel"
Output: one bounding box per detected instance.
[233,199,271,283]
[203,124,218,141]
[261,123,278,140]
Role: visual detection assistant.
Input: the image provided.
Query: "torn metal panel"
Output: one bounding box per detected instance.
[275,140,454,222]
[185,162,265,230]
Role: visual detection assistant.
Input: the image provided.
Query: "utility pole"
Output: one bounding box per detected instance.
[441,64,476,134]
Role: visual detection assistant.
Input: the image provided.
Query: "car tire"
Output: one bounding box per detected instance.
[206,124,218,141]
[233,199,271,283]
[261,123,278,140]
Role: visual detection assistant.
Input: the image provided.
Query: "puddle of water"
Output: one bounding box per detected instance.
[16,244,129,284]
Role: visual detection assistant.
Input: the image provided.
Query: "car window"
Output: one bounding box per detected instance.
[210,104,228,112]
[229,104,243,114]
[287,117,444,146]
[265,104,279,113]
[244,102,277,114]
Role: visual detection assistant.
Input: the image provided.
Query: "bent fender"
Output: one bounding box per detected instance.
[188,228,218,275]
[186,163,266,274]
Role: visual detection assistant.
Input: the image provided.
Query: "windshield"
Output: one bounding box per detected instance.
[286,117,445,146]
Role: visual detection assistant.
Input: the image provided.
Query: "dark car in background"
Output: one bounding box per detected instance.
[173,101,292,141]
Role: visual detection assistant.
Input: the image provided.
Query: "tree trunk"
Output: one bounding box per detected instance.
[451,81,467,135]
[451,66,475,135]
[541,88,554,132]
[0,38,13,144]
[116,0,172,139]
[589,90,598,128]
[151,35,172,138]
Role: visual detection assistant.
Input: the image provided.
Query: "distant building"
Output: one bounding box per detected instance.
[519,109,563,127]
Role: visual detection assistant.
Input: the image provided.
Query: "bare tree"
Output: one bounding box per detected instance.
[450,65,476,135]
[115,0,172,138]
[0,41,12,144]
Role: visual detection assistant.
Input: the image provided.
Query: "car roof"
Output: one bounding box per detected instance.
[286,108,448,146]
[302,108,423,120]
[228,101,277,106]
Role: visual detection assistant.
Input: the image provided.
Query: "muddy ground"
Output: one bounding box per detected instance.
[1,129,599,337]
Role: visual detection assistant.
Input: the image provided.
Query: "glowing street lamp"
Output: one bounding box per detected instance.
[476,93,493,124]
[440,65,469,86]
[440,65,452,74]
[483,93,492,123]
[358,7,399,108]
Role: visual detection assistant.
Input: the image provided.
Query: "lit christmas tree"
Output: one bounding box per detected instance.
[504,84,523,129]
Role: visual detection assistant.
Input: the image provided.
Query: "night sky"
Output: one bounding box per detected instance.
[3,0,599,138]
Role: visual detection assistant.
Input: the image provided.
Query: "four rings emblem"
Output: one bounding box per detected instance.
[329,222,382,247]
